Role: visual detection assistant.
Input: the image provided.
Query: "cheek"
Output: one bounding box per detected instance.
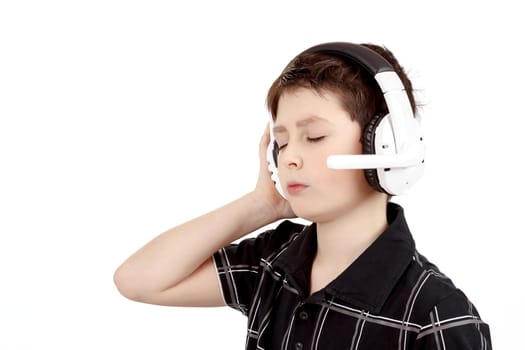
[349,136,364,154]
[324,169,363,187]
[327,132,364,157]
[313,140,363,172]
[317,159,370,194]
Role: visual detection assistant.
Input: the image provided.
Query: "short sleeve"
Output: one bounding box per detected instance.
[212,220,303,315]
[415,290,492,349]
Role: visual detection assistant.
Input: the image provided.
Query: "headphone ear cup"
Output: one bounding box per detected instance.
[362,114,387,193]
[266,136,286,198]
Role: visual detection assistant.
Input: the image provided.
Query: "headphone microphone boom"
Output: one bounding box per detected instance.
[268,42,425,196]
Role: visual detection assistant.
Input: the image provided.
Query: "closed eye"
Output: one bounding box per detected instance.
[307,136,325,143]
[277,136,324,151]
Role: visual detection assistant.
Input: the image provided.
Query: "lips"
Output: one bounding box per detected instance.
[286,182,308,195]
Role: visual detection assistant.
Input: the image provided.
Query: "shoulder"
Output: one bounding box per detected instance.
[405,251,484,324]
[412,268,491,347]
[250,219,306,257]
[216,220,306,265]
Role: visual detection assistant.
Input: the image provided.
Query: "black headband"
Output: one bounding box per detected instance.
[303,42,394,76]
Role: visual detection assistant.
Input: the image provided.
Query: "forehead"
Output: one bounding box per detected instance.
[273,88,349,130]
[272,115,328,134]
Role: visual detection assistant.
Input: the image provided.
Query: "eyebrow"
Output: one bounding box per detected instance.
[273,116,328,134]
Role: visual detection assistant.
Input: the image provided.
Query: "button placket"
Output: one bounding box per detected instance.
[289,302,313,350]
[299,310,309,320]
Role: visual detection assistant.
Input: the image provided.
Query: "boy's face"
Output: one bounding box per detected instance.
[273,87,377,223]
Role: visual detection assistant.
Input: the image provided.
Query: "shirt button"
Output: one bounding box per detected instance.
[295,342,304,350]
[299,311,309,320]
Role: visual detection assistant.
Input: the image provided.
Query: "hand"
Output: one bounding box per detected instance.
[253,123,295,220]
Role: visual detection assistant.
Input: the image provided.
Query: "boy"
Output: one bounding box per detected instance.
[114,42,492,349]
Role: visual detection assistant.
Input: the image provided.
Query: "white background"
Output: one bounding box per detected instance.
[1,1,522,348]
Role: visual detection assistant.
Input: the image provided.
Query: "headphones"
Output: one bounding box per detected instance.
[267,42,425,196]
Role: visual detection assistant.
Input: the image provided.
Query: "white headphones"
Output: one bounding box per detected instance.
[267,42,425,196]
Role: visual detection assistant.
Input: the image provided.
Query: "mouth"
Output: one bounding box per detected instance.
[286,182,308,195]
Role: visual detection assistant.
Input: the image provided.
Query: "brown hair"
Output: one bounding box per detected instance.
[266,43,416,130]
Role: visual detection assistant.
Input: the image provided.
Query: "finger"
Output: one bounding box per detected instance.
[261,122,270,146]
[258,123,269,166]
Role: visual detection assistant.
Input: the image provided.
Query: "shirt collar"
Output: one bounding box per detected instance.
[273,202,415,313]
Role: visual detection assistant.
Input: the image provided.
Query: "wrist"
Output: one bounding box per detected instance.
[245,191,282,225]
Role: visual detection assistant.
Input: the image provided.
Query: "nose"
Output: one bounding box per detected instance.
[279,143,303,169]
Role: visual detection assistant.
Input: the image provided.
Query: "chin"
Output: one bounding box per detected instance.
[290,204,337,223]
[290,197,366,223]
[289,203,317,222]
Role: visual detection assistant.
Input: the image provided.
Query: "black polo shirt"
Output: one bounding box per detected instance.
[213,203,492,349]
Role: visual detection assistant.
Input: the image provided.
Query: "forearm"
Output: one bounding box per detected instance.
[114,191,278,298]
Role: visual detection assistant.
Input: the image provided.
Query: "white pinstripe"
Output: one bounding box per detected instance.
[313,303,330,350]
[400,270,435,349]
[353,311,369,350]
[328,301,422,331]
[434,306,447,349]
[222,248,242,311]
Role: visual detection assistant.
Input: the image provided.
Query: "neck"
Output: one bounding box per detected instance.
[315,195,389,271]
